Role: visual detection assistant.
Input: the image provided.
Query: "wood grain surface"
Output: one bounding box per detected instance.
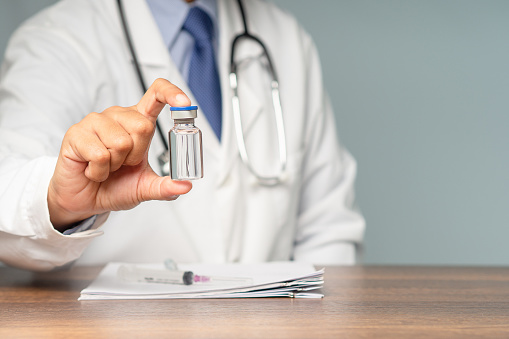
[1,265,509,338]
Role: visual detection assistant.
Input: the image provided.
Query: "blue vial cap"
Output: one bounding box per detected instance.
[170,106,198,111]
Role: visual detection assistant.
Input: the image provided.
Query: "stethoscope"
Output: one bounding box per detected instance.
[117,0,287,186]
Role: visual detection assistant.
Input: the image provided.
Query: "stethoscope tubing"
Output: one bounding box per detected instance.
[117,0,287,185]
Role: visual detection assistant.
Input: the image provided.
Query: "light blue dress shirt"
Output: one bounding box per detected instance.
[63,0,218,235]
[146,0,218,81]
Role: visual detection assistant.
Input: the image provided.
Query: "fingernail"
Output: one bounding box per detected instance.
[176,94,189,105]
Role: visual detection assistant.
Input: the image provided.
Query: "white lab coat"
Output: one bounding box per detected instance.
[0,0,365,271]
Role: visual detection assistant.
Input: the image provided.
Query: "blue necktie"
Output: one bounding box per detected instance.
[183,7,222,140]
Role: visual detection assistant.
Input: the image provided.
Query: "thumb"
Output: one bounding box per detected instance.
[137,170,192,202]
[136,78,191,125]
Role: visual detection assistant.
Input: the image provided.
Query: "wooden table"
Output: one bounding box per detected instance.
[1,265,509,338]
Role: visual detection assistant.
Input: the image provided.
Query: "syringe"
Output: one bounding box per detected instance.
[118,265,196,285]
[118,264,252,286]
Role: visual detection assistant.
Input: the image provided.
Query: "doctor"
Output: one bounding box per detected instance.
[0,0,365,271]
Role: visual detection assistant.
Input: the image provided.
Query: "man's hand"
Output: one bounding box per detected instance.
[48,79,193,231]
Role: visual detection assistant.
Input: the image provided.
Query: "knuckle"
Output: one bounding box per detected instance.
[112,135,134,152]
[85,111,102,121]
[82,112,106,127]
[90,170,109,183]
[65,123,80,137]
[102,106,122,115]
[153,78,166,87]
[64,122,87,143]
[133,117,154,136]
[90,149,110,164]
[123,156,142,167]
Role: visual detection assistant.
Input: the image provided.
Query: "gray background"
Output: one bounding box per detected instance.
[1,0,508,266]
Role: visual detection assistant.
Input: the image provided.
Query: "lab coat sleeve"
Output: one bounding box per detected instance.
[0,154,106,272]
[292,35,365,265]
[0,11,107,271]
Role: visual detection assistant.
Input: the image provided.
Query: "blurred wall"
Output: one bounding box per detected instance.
[1,0,508,265]
[0,0,57,56]
[273,0,509,266]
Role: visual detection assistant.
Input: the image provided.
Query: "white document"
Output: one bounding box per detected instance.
[79,261,324,300]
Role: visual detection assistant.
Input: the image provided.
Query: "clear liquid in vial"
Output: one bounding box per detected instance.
[169,121,203,180]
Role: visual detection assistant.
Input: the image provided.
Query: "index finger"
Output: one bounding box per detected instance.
[135,78,191,124]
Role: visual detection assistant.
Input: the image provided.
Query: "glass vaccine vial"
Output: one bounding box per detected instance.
[168,106,203,180]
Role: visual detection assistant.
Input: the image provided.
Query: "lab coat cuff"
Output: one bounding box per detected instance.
[62,215,97,235]
[28,156,104,240]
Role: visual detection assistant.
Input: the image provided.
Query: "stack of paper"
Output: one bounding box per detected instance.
[79,261,324,300]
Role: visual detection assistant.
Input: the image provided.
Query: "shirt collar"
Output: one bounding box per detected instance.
[146,0,218,49]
